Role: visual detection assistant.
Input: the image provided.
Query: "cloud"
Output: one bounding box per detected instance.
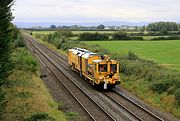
[12,0,180,22]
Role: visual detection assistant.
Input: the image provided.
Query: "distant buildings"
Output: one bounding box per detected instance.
[28,24,138,31]
[105,26,136,30]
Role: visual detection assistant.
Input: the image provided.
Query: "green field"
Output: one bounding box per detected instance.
[32,30,56,34]
[84,40,180,71]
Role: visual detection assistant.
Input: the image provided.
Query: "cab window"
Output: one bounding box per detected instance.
[99,64,107,72]
[110,64,117,73]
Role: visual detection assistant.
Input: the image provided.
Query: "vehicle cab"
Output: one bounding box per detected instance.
[92,58,120,89]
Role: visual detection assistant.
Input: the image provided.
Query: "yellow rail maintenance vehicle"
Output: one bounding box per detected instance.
[68,47,120,89]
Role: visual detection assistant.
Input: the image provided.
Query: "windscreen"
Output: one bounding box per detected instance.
[110,64,117,73]
[99,64,107,72]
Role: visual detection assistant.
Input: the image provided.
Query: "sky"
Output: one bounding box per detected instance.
[12,0,180,23]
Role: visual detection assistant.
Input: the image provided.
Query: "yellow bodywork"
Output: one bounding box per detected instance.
[68,47,120,89]
[93,60,120,85]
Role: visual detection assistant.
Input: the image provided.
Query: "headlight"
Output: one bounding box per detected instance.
[99,77,103,80]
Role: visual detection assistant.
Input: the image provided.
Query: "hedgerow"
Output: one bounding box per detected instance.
[112,31,143,40]
[79,32,109,41]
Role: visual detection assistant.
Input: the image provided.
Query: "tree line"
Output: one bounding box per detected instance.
[147,22,179,32]
[49,22,180,32]
[50,24,105,30]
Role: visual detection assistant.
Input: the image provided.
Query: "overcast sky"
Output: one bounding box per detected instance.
[12,0,180,23]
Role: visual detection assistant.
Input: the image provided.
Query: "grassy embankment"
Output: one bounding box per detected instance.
[32,30,180,118]
[1,35,68,121]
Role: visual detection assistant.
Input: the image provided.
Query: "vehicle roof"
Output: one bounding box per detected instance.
[93,60,103,63]
[93,59,117,63]
[73,47,90,53]
[82,52,98,59]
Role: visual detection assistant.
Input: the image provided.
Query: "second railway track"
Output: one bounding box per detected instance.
[103,90,164,121]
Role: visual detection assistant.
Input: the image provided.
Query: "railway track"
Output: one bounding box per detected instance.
[25,36,116,121]
[103,90,164,121]
[24,35,165,121]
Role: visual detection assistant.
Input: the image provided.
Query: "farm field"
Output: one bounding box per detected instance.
[32,30,56,34]
[84,40,180,71]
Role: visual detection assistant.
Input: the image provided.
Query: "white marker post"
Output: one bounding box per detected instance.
[104,80,107,89]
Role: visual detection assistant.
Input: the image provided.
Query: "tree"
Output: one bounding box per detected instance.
[50,25,56,29]
[147,22,178,31]
[178,24,180,31]
[97,24,105,30]
[0,0,14,116]
[0,0,14,83]
[160,26,168,34]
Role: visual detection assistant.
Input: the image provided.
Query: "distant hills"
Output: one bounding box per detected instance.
[13,21,149,28]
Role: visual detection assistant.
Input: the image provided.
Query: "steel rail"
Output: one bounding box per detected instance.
[114,90,164,121]
[103,92,143,121]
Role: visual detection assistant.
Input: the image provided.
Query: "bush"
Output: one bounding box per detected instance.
[174,88,180,106]
[127,51,139,60]
[53,37,78,51]
[112,31,129,40]
[57,29,74,37]
[14,35,25,48]
[13,48,38,72]
[24,112,55,121]
[22,55,38,72]
[150,80,172,93]
[112,31,143,40]
[0,90,5,118]
[79,32,109,41]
